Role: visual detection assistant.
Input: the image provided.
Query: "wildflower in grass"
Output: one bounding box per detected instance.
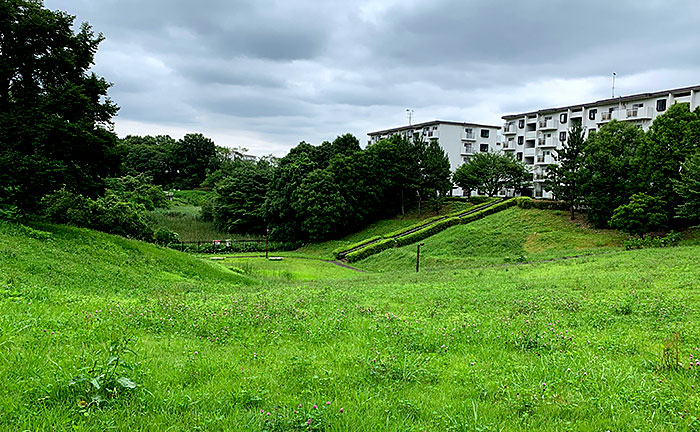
[326,401,331,405]
[313,404,317,409]
[340,408,344,413]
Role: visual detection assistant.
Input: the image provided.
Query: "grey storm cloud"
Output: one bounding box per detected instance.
[43,0,700,155]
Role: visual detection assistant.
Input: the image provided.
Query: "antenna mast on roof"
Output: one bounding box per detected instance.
[406,109,414,126]
[612,72,616,98]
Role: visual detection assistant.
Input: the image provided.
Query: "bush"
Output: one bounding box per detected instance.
[346,238,396,263]
[332,236,382,259]
[624,231,681,250]
[154,227,179,245]
[610,193,668,236]
[168,240,301,254]
[469,196,494,205]
[41,190,154,240]
[515,197,533,209]
[394,217,461,247]
[461,198,517,224]
[531,199,569,210]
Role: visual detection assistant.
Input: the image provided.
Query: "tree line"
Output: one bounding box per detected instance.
[545,103,700,235]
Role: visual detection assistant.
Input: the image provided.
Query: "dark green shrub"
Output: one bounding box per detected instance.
[346,238,396,263]
[610,193,668,236]
[332,236,382,259]
[41,190,153,240]
[394,217,460,247]
[515,197,533,209]
[531,199,569,210]
[624,231,681,250]
[154,227,179,245]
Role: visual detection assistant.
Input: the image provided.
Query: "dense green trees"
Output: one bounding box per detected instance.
[674,153,700,223]
[0,0,120,217]
[118,133,220,189]
[453,152,530,197]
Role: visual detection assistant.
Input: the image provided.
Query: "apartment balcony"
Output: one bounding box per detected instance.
[538,118,558,131]
[523,147,535,157]
[462,131,476,141]
[525,131,537,140]
[535,155,556,165]
[503,123,517,135]
[534,173,546,182]
[600,112,613,122]
[622,106,653,121]
[537,136,557,147]
[461,146,474,156]
[426,130,439,138]
[503,140,516,150]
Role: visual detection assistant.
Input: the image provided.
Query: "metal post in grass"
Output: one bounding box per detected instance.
[416,242,424,273]
[266,228,269,259]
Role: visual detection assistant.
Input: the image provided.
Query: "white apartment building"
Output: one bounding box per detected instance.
[502,84,700,199]
[368,120,502,196]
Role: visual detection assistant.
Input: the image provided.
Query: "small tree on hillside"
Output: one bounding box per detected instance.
[420,139,452,214]
[609,193,668,236]
[453,152,530,197]
[544,123,585,220]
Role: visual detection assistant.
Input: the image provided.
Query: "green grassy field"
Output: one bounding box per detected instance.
[2,213,700,431]
[149,206,234,242]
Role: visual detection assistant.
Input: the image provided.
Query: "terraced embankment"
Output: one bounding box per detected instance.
[335,197,519,262]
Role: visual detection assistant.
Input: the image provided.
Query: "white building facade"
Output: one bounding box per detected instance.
[368,120,502,196]
[501,85,700,199]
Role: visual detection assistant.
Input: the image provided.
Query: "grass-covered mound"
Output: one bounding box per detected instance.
[359,207,629,271]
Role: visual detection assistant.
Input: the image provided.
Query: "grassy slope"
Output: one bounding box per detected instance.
[358,207,629,271]
[297,201,474,258]
[3,218,700,430]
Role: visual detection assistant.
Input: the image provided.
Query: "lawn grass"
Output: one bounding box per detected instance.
[3,216,700,431]
[358,207,630,271]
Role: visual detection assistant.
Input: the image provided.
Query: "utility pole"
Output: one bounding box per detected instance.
[416,242,424,273]
[406,109,414,126]
[612,72,616,98]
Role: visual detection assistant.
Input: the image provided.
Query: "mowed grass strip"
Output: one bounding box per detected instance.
[2,219,700,430]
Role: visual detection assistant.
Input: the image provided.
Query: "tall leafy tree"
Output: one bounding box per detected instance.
[633,103,700,216]
[212,158,274,234]
[420,139,452,214]
[579,120,645,228]
[544,122,585,220]
[0,0,119,216]
[170,133,219,189]
[453,152,530,197]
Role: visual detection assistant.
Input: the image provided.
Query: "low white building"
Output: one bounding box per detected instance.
[501,84,700,198]
[367,120,502,196]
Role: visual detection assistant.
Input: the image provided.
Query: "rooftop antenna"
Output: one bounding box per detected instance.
[612,72,616,98]
[406,109,414,126]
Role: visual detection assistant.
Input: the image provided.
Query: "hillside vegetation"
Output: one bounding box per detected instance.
[2,213,700,431]
[359,207,628,271]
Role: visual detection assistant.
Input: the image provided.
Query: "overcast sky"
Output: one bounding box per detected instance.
[45,0,700,156]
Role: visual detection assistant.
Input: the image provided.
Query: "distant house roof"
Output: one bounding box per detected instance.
[502,84,700,120]
[368,120,501,136]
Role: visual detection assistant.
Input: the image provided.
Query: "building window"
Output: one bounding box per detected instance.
[517,136,524,145]
[656,99,667,112]
[480,144,489,152]
[463,143,472,153]
[559,131,567,141]
[516,153,523,161]
[480,129,490,138]
[560,113,568,124]
[589,128,596,134]
[518,119,525,129]
[433,126,438,130]
[589,109,597,120]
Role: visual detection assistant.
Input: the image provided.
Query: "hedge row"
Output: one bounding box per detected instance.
[332,235,382,259]
[394,217,461,247]
[346,198,518,262]
[345,238,396,263]
[168,241,300,254]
